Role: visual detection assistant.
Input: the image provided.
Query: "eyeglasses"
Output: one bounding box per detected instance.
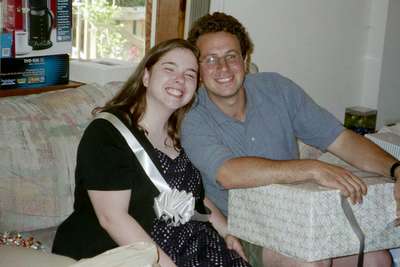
[199,52,242,68]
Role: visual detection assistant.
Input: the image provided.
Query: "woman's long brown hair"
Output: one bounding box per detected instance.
[94,39,199,150]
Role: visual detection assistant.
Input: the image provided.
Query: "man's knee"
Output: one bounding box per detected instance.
[364,250,392,267]
[307,260,331,267]
[262,248,331,267]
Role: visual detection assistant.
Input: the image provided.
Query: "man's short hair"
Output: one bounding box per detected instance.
[188,12,253,59]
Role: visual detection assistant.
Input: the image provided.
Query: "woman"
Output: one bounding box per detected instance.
[52,39,250,267]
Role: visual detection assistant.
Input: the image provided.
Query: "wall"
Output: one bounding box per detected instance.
[360,0,388,111]
[210,0,397,126]
[377,0,400,127]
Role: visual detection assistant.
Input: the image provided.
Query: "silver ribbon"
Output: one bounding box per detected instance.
[154,189,195,226]
[340,195,365,267]
[95,112,209,226]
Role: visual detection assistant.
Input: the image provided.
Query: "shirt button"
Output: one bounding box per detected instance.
[251,137,255,142]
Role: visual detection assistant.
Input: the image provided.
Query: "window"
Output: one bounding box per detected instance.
[71,0,146,62]
[71,0,193,63]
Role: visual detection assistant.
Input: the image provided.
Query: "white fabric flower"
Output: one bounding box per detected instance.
[153,189,195,227]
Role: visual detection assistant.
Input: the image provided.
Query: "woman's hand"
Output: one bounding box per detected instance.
[224,234,248,262]
[157,248,177,267]
[203,197,248,261]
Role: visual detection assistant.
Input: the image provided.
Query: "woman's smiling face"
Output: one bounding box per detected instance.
[143,47,198,112]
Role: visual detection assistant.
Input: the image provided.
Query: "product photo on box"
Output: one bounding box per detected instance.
[1,0,72,59]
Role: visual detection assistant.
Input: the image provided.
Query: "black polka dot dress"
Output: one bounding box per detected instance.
[52,111,252,264]
[150,149,250,267]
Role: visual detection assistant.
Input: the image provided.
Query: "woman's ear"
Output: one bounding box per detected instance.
[142,68,150,87]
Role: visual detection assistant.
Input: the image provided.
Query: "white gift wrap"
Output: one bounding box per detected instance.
[228,176,399,262]
[365,132,400,160]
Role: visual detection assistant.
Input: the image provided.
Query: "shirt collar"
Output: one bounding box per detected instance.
[196,75,261,124]
[197,87,231,125]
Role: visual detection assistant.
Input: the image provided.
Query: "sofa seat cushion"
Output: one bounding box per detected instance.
[0,83,121,232]
[22,226,58,253]
[0,246,76,267]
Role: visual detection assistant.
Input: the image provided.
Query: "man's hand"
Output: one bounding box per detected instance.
[311,160,367,204]
[224,234,248,262]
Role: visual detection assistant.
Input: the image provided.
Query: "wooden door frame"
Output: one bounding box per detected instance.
[145,0,186,51]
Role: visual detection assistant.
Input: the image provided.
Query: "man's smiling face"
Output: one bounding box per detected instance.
[196,31,246,104]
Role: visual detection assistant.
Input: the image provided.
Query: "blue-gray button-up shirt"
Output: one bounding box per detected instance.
[182,72,344,215]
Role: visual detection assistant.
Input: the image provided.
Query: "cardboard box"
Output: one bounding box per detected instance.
[70,59,136,86]
[228,171,399,262]
[1,0,72,58]
[1,32,13,58]
[1,54,69,89]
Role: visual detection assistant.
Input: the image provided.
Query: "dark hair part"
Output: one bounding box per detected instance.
[188,12,253,60]
[94,38,200,150]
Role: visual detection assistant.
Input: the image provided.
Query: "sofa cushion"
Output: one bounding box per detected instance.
[22,226,58,252]
[0,246,76,267]
[70,242,158,267]
[0,83,121,232]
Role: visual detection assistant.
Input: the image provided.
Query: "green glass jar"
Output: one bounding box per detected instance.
[344,106,377,135]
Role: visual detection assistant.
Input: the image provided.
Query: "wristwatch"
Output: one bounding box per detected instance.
[391,161,400,181]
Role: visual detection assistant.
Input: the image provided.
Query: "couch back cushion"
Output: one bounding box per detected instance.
[0,83,121,232]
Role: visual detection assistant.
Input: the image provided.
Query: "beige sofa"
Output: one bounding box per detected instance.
[0,83,156,266]
[1,81,365,266]
[0,82,120,245]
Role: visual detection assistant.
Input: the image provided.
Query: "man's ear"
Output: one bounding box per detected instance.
[243,55,250,73]
[198,75,204,87]
[143,68,150,87]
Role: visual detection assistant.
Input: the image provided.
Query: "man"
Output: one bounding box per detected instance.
[181,12,398,267]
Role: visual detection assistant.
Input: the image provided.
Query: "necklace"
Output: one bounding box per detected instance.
[138,122,179,158]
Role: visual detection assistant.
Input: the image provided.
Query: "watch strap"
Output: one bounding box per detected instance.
[390,161,400,180]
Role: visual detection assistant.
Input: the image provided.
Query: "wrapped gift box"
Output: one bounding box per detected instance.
[366,132,400,160]
[228,172,399,262]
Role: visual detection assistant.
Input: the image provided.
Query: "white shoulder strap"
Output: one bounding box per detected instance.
[95,112,171,193]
